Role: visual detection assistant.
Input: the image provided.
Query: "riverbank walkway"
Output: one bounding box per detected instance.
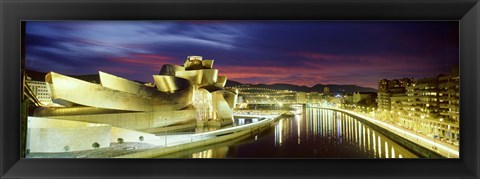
[114,113,284,158]
[319,107,459,158]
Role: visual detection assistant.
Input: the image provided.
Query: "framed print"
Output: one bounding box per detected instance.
[1,0,479,178]
[21,20,458,159]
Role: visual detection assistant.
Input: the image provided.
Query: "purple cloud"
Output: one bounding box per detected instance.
[25,21,459,88]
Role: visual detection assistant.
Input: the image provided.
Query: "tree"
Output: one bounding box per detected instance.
[139,136,144,142]
[117,138,124,144]
[92,142,100,149]
[64,145,70,152]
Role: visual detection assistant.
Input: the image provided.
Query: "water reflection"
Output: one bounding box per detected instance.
[192,146,229,158]
[157,108,419,158]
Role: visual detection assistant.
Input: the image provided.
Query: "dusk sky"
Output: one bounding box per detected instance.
[25,21,459,89]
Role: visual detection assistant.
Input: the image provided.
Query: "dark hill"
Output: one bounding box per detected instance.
[226,81,377,93]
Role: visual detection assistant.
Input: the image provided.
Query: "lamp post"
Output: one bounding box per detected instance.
[433,134,438,151]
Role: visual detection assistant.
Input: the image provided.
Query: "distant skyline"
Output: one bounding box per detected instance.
[25,21,459,89]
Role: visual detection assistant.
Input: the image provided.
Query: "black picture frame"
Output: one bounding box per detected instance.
[1,0,479,178]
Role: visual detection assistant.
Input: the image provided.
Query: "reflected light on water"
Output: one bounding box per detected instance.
[392,147,396,158]
[378,136,382,158]
[367,128,371,151]
[385,142,389,158]
[162,108,419,158]
[362,125,366,153]
[192,149,213,158]
[296,114,301,144]
[372,131,377,158]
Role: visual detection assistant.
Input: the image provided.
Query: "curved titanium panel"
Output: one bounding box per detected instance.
[222,90,238,109]
[159,64,185,76]
[171,85,194,110]
[184,59,204,70]
[200,69,218,87]
[47,72,155,112]
[175,69,219,87]
[99,71,158,98]
[174,70,203,85]
[215,75,227,88]
[212,91,234,121]
[202,60,214,69]
[152,75,190,93]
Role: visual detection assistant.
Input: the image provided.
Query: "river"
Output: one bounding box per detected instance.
[156,108,419,158]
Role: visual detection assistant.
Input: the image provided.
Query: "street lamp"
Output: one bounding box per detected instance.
[433,134,438,150]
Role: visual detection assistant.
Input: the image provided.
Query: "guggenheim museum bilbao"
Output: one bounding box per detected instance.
[27,56,238,153]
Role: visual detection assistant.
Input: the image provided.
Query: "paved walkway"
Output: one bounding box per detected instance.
[29,114,282,158]
[28,142,157,158]
[152,114,278,147]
